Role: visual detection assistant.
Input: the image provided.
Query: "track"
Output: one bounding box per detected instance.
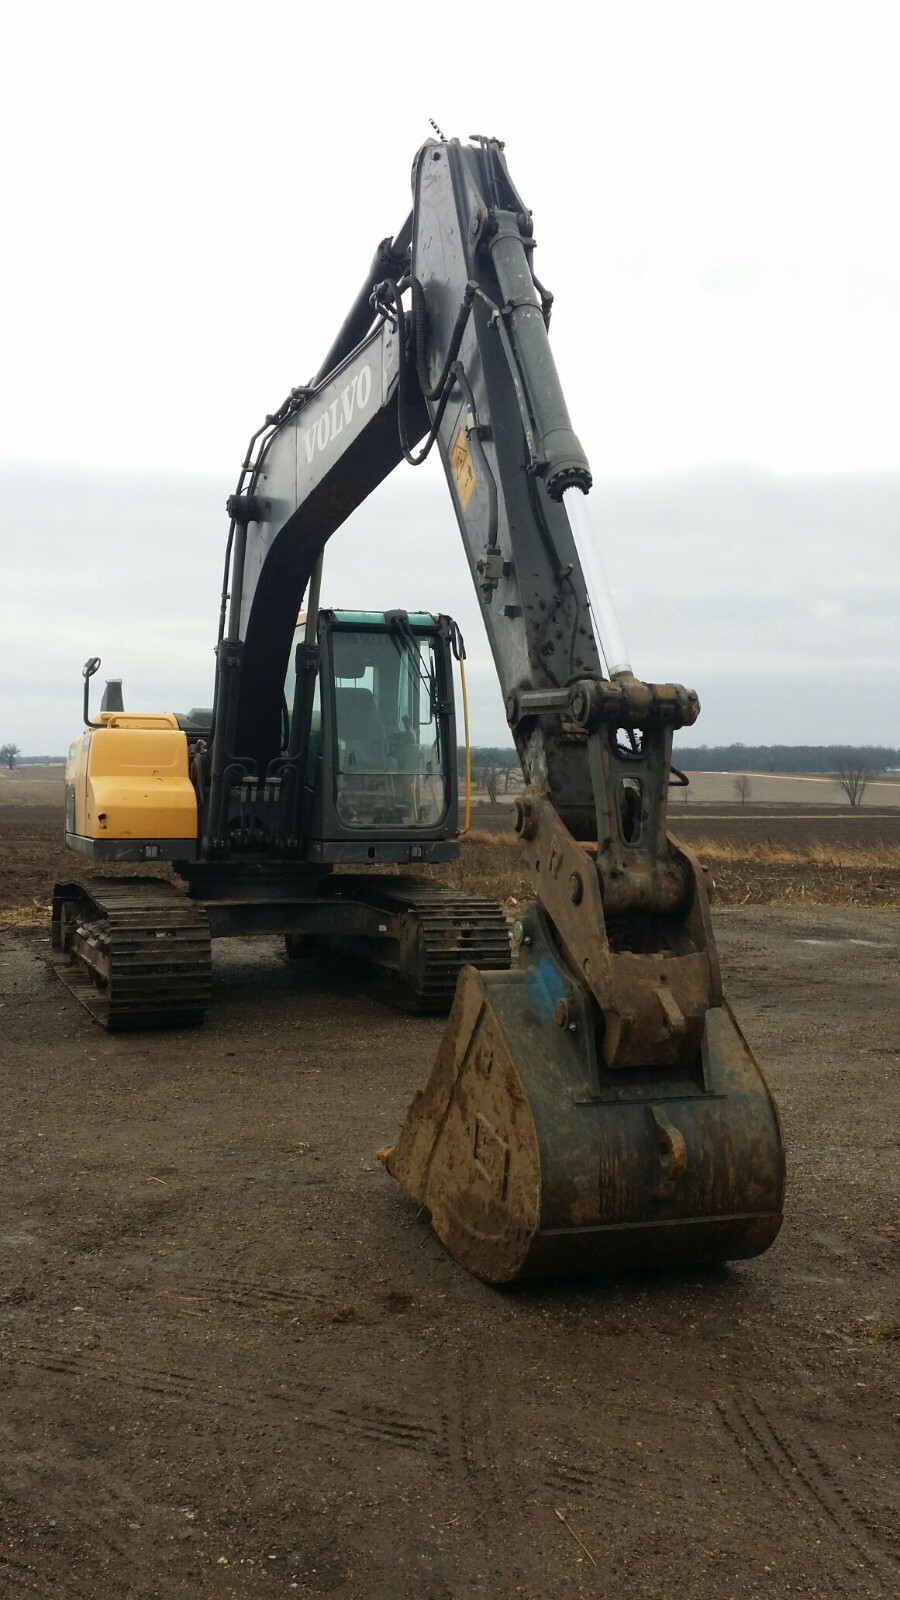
[50,877,212,1029]
[49,873,509,1029]
[348,876,511,1010]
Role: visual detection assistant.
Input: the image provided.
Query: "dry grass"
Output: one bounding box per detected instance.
[459,826,518,847]
[679,836,900,908]
[423,828,900,911]
[422,832,532,906]
[682,834,900,870]
[701,862,900,909]
[0,902,49,929]
[0,770,66,806]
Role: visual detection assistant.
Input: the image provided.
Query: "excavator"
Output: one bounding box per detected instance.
[52,133,785,1283]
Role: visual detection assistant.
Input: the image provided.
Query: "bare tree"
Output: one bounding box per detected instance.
[502,758,523,793]
[0,743,20,770]
[733,774,752,807]
[836,763,877,807]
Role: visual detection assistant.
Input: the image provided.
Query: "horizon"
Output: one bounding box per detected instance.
[8,740,900,768]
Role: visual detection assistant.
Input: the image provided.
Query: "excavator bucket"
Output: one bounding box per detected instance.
[383,908,785,1284]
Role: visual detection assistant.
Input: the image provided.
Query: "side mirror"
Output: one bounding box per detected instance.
[82,657,102,729]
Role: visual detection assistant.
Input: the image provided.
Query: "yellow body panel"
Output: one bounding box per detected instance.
[67,716,197,841]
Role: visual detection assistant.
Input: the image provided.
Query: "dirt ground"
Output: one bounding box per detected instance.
[1,795,898,1600]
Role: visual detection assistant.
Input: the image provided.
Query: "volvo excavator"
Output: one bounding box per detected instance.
[52,133,785,1283]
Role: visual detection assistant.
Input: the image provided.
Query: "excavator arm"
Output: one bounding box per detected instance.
[208,134,784,1282]
[206,241,427,843]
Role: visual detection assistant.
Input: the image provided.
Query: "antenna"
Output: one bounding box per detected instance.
[428,119,447,142]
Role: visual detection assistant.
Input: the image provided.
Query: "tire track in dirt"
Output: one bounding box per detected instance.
[324,1400,448,1459]
[11,1341,210,1410]
[8,1336,448,1462]
[187,1272,335,1317]
[716,1391,899,1590]
[438,1348,544,1592]
[444,1348,507,1511]
[542,1456,632,1503]
[443,1347,519,1541]
[534,1388,670,1510]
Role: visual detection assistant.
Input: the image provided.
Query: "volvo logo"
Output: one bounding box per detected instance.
[300,365,373,467]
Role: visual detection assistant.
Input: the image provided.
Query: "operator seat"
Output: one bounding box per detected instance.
[335,686,387,771]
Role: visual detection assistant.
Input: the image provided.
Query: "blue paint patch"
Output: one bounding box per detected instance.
[526,956,567,1021]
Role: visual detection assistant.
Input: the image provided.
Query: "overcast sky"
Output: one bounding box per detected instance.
[2,1,898,755]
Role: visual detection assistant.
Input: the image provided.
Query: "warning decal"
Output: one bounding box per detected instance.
[450,426,477,510]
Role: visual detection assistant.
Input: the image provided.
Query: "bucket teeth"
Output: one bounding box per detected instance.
[384,966,542,1283]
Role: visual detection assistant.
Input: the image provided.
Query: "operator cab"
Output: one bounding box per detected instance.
[284,609,459,865]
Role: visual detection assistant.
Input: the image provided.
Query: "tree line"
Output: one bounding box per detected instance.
[5,737,892,794]
[457,747,521,803]
[457,742,894,809]
[0,747,69,768]
[460,743,899,785]
[672,744,899,773]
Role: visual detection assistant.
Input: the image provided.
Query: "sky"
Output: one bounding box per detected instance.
[1,1,898,755]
